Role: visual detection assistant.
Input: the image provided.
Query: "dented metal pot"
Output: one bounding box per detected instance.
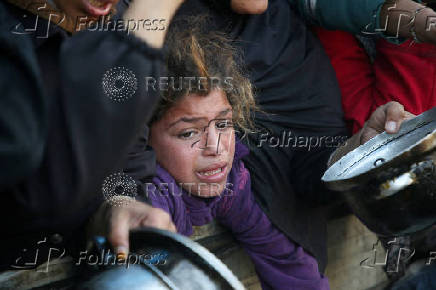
[322,107,436,237]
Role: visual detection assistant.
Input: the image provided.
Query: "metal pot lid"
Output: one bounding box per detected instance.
[322,107,436,190]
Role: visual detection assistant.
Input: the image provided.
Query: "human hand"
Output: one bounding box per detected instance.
[360,101,415,144]
[327,102,415,167]
[409,5,436,44]
[87,198,176,257]
[381,0,436,45]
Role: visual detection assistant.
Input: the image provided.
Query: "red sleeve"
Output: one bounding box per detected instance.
[314,27,377,134]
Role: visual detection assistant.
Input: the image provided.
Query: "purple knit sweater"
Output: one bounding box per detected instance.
[147,142,329,290]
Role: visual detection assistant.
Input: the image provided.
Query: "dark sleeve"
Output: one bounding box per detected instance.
[285,82,351,205]
[122,126,156,203]
[0,19,48,187]
[59,29,162,184]
[292,0,386,34]
[290,147,339,205]
[16,29,164,222]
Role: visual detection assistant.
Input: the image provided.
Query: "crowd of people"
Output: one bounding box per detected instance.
[1,0,436,288]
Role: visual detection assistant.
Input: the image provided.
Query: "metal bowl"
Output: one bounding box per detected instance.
[322,107,436,237]
[79,228,244,290]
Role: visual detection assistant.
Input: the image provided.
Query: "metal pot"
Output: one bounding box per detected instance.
[322,107,436,237]
[79,228,244,290]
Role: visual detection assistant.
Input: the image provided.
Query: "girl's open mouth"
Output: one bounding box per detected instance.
[196,164,228,183]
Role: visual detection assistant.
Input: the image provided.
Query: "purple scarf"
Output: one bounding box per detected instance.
[147,142,329,290]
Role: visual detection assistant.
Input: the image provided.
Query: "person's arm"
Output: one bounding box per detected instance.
[55,6,179,211]
[0,59,47,187]
[64,0,184,255]
[0,4,49,187]
[295,0,436,44]
[314,27,377,134]
[122,126,156,201]
[217,163,329,290]
[293,0,386,33]
[0,0,183,188]
[4,0,183,252]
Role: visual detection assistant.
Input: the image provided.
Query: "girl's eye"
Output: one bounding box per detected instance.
[178,130,197,139]
[215,120,233,130]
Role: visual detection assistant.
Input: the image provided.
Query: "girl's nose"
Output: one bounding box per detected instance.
[200,130,223,156]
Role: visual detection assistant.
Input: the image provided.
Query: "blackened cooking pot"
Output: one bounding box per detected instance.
[322,107,436,237]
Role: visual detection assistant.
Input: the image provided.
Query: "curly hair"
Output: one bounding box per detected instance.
[150,16,257,134]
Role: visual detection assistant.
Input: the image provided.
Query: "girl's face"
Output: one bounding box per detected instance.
[150,89,235,197]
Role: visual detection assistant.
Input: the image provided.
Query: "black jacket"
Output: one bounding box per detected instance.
[0,1,159,269]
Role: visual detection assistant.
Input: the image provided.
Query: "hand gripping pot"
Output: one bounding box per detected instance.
[79,228,245,290]
[322,107,436,237]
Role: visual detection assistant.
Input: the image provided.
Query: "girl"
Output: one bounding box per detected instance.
[146,19,330,290]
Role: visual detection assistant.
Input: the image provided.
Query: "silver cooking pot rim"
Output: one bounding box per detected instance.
[322,107,436,190]
[322,107,436,236]
[79,228,245,290]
